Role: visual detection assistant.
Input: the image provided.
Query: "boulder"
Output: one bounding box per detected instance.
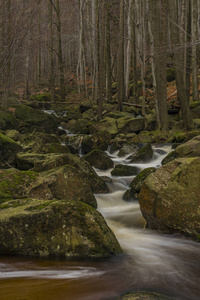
[13,105,58,134]
[81,131,112,154]
[0,133,22,169]
[123,167,156,201]
[116,291,173,300]
[128,143,153,163]
[83,150,114,170]
[111,164,140,176]
[16,153,72,172]
[139,157,200,239]
[118,143,142,157]
[0,157,107,208]
[162,135,200,165]
[0,199,122,258]
[67,119,91,134]
[0,110,19,131]
[0,168,39,201]
[29,165,97,208]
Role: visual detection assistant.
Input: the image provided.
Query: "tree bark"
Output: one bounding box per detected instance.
[118,0,125,111]
[168,0,194,130]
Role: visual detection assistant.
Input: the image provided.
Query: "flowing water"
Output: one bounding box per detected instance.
[0,145,200,300]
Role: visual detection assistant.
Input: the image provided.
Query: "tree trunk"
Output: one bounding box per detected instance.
[168,0,194,130]
[131,0,138,103]
[191,0,199,101]
[118,0,125,111]
[55,0,66,100]
[105,0,112,102]
[48,0,55,102]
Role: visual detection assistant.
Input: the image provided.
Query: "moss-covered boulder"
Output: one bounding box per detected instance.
[175,135,200,157]
[81,131,112,154]
[17,131,70,154]
[128,143,153,163]
[111,164,140,177]
[139,157,200,239]
[67,119,91,134]
[162,135,200,165]
[83,150,114,170]
[0,199,122,258]
[0,133,22,169]
[118,143,143,157]
[92,116,144,138]
[0,110,19,131]
[0,168,38,201]
[123,167,156,201]
[29,165,98,208]
[61,134,86,154]
[93,117,119,137]
[116,291,173,300]
[191,105,200,119]
[0,166,97,208]
[13,105,58,134]
[16,153,72,172]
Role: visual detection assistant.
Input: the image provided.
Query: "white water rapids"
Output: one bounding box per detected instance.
[0,144,199,300]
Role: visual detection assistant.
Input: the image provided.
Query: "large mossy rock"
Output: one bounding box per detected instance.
[0,133,22,169]
[66,119,91,134]
[162,135,200,165]
[18,132,67,153]
[139,157,200,239]
[118,143,142,157]
[93,116,144,138]
[29,165,97,208]
[0,199,122,258]
[81,131,112,154]
[123,167,156,201]
[128,143,153,163]
[13,105,58,134]
[83,150,114,170]
[0,158,107,208]
[0,168,39,201]
[16,153,72,172]
[116,291,173,300]
[111,164,140,176]
[0,110,19,131]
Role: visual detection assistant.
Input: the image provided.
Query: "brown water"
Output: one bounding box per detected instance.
[0,145,200,300]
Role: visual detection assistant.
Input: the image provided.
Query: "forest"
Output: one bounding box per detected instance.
[0,1,200,300]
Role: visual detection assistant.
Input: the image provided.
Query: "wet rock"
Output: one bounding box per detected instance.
[111,164,140,177]
[139,157,200,239]
[123,167,156,201]
[81,131,112,154]
[0,133,22,169]
[16,153,72,172]
[128,143,153,163]
[13,104,58,134]
[0,155,108,208]
[162,135,200,165]
[118,143,143,157]
[83,150,114,170]
[0,199,122,258]
[116,291,174,300]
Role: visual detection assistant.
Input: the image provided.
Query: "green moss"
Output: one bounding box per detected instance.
[190,101,200,109]
[0,170,39,200]
[30,93,61,102]
[0,132,17,144]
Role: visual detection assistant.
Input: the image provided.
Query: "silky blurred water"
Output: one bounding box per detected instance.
[0,144,199,300]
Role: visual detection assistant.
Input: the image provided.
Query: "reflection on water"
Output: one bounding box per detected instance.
[0,145,200,300]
